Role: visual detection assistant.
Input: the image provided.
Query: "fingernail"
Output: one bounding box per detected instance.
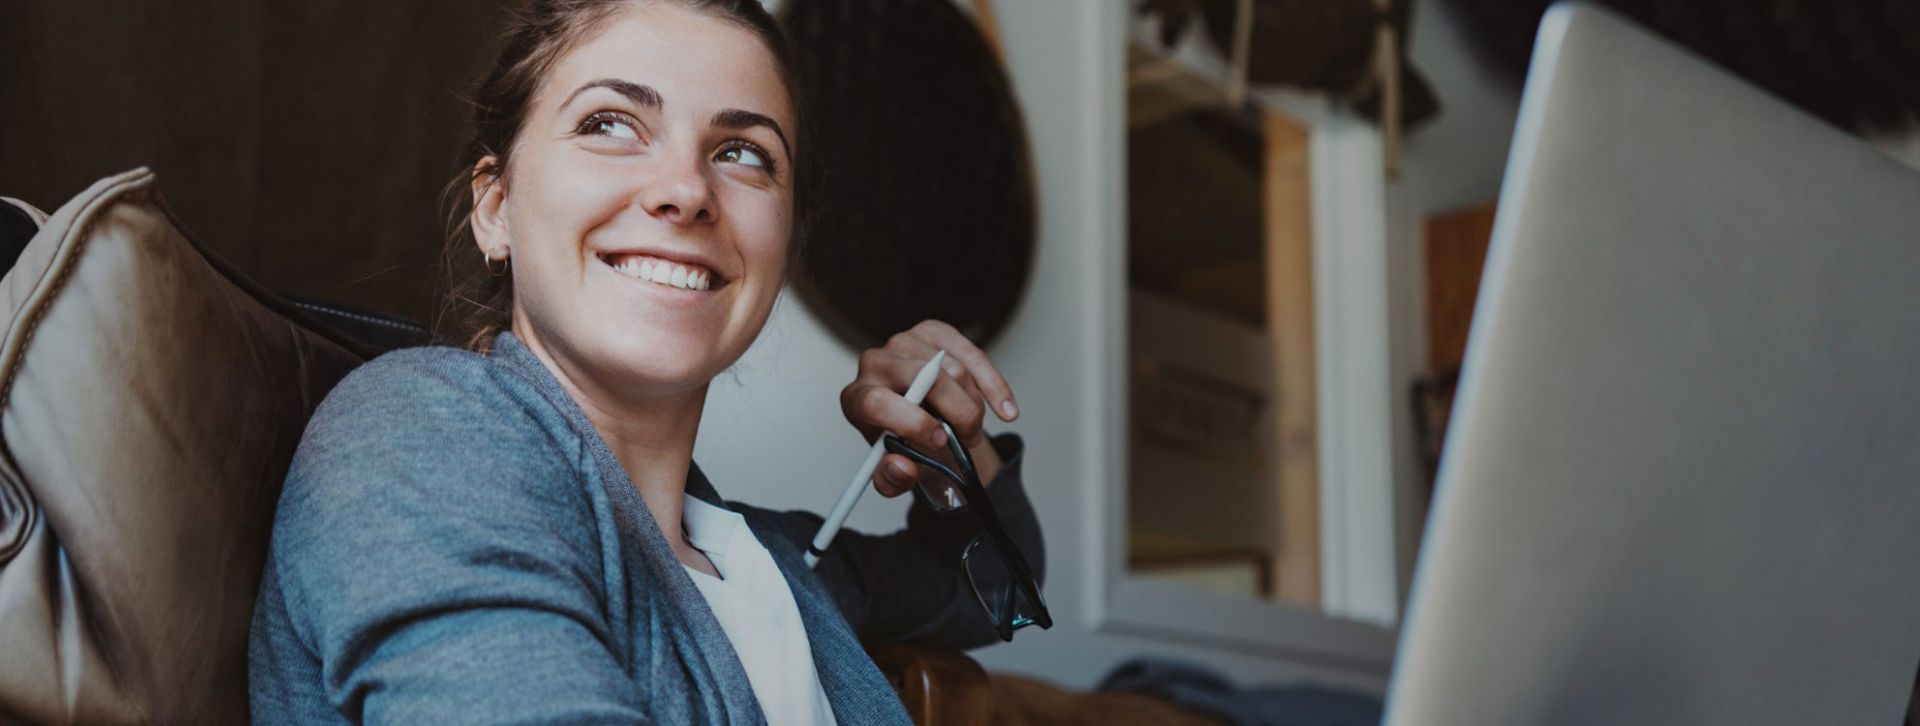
[1000,400,1019,420]
[890,461,914,481]
[931,428,949,448]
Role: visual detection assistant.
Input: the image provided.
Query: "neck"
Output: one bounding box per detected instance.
[510,321,707,551]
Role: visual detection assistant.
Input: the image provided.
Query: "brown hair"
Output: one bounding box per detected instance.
[433,0,807,352]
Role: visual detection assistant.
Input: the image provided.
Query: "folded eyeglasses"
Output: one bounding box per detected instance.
[881,410,1052,642]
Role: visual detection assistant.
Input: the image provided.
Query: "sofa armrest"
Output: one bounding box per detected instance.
[866,644,992,726]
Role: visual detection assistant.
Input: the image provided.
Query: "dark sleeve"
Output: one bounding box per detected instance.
[265,354,653,724]
[741,433,1044,651]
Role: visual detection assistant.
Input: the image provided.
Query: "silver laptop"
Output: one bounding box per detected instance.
[1384,4,1920,724]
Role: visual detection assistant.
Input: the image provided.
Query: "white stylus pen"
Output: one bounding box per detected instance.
[806,350,947,568]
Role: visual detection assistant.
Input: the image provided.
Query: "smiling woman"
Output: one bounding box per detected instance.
[246,1,1045,724]
[463,2,798,404]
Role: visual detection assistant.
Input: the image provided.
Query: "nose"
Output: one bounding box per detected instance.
[637,148,717,225]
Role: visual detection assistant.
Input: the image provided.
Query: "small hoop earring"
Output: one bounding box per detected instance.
[483,250,509,277]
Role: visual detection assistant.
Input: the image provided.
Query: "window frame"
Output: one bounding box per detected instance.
[1090,16,1403,671]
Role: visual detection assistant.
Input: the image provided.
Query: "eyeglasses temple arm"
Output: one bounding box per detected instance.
[882,435,972,489]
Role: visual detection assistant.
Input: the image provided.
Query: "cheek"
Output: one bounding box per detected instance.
[727,192,792,277]
[503,157,635,328]
[510,154,631,259]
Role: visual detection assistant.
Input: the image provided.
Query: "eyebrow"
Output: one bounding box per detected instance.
[563,78,662,110]
[711,108,791,161]
[563,77,790,161]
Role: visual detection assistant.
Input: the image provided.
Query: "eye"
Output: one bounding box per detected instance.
[715,141,774,171]
[577,111,641,141]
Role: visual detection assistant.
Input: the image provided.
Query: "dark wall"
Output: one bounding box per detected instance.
[0,1,509,322]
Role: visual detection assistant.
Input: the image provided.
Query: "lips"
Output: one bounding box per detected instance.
[598,253,719,292]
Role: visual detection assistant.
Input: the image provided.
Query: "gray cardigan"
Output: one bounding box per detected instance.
[248,332,1043,724]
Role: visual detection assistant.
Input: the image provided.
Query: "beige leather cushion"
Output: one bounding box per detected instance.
[0,168,371,724]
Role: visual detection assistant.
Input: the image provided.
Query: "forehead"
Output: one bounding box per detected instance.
[539,2,793,126]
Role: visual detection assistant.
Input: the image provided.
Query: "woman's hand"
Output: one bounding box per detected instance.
[840,320,1021,497]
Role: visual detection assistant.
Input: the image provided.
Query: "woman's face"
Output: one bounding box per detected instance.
[477,2,794,400]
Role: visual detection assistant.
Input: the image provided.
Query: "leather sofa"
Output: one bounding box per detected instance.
[0,169,986,724]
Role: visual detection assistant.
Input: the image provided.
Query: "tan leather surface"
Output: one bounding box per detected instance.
[986,673,1220,726]
[867,643,994,726]
[0,168,369,724]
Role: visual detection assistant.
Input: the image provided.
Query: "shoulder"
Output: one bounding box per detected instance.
[277,344,597,559]
[313,345,517,430]
[264,346,624,662]
[301,345,577,469]
[268,346,610,629]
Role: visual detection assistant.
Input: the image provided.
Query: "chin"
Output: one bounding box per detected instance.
[589,322,731,393]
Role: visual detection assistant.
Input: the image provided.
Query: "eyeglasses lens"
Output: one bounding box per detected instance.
[916,476,969,513]
[962,535,1038,632]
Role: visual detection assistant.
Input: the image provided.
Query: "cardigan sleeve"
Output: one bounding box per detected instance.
[256,352,654,724]
[738,433,1045,651]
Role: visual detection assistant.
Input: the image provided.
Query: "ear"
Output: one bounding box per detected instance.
[469,156,510,258]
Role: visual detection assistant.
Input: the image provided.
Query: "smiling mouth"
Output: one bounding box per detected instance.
[597,253,722,292]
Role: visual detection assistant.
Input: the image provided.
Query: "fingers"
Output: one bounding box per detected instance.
[924,367,989,447]
[872,337,990,448]
[841,319,1021,499]
[874,453,918,498]
[841,380,947,451]
[841,369,935,496]
[905,320,1019,422]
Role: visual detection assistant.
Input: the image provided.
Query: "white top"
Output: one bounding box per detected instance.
[681,495,838,726]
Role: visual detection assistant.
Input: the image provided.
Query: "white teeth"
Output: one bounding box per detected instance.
[606,253,717,292]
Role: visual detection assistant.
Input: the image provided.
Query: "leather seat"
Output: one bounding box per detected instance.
[0,169,381,723]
